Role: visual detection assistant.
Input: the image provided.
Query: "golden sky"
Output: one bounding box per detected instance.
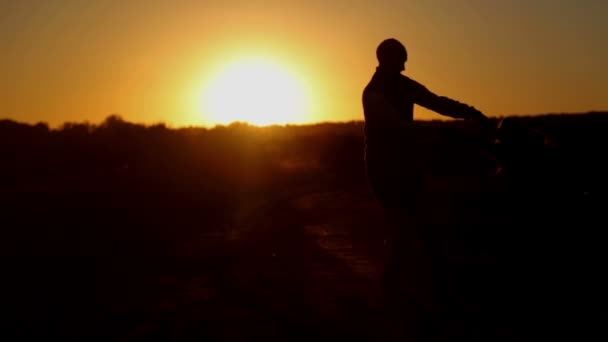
[1,0,607,127]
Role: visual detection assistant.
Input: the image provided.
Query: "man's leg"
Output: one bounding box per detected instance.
[381,205,442,339]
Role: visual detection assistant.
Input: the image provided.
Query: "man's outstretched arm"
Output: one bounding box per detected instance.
[411,80,489,122]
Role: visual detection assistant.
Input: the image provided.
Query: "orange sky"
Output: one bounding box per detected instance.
[1,0,607,127]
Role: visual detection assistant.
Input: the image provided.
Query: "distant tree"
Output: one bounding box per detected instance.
[33,122,50,133]
[101,114,127,129]
[148,123,168,131]
[61,122,92,136]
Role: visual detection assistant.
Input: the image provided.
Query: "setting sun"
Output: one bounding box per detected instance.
[199,57,310,126]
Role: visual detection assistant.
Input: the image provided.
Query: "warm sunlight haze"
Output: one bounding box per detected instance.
[1,1,606,127]
[2,2,607,339]
[199,57,310,126]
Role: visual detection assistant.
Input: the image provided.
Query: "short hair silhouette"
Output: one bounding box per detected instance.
[376,38,408,67]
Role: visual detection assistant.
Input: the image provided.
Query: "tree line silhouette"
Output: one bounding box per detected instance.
[1,112,607,339]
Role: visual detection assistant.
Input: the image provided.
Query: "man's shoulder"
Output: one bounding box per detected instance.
[364,73,416,90]
[363,72,428,101]
[362,77,383,99]
[400,74,426,89]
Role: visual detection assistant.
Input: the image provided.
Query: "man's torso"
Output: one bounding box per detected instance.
[362,69,422,207]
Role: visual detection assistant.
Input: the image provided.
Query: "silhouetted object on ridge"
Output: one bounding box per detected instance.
[362,38,490,209]
[361,38,492,338]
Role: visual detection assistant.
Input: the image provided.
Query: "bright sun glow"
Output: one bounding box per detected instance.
[200,57,310,126]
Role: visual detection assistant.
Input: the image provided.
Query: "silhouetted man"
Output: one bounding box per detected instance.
[362,38,489,338]
[363,38,489,209]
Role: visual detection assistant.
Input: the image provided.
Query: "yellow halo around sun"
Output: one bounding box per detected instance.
[200,57,310,126]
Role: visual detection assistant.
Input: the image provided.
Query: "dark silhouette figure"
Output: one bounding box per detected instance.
[363,38,489,209]
[362,38,490,338]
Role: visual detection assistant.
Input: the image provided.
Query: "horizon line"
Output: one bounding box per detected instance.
[2,110,607,130]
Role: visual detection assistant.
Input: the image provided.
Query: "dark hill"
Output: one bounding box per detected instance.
[0,112,606,340]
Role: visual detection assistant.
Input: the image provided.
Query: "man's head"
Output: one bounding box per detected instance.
[376,38,407,72]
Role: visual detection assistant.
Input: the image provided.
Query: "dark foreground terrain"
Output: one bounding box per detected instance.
[1,113,607,340]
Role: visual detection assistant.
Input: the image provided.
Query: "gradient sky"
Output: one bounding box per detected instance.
[1,0,607,127]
